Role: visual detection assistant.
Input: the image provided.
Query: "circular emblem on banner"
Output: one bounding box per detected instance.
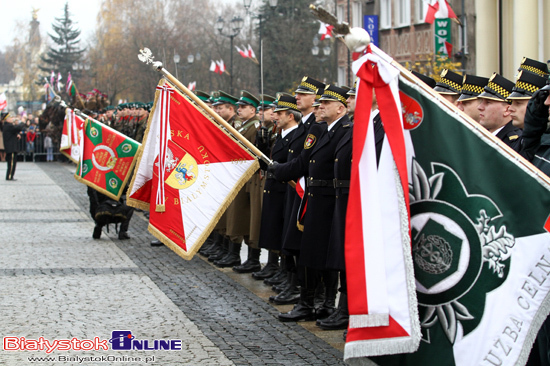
[109,178,118,189]
[90,127,99,138]
[82,163,89,174]
[91,145,117,172]
[400,91,424,130]
[121,143,132,153]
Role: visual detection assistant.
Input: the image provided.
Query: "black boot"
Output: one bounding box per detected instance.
[316,271,338,320]
[270,272,301,305]
[272,275,289,293]
[317,293,349,330]
[233,247,261,273]
[93,225,102,239]
[252,251,279,280]
[208,237,229,262]
[199,232,217,255]
[264,268,287,285]
[278,288,316,322]
[214,241,242,268]
[204,233,225,257]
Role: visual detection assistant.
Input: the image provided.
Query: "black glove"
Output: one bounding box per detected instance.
[256,127,272,154]
[530,88,550,119]
[267,161,279,178]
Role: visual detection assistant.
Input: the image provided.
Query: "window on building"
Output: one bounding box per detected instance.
[352,2,363,28]
[380,0,392,29]
[416,0,427,23]
[395,0,411,27]
[337,4,345,24]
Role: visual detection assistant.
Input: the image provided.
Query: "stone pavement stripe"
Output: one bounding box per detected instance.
[0,162,235,366]
[36,161,346,365]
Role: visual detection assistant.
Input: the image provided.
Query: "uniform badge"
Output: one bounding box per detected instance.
[304,134,316,149]
[234,121,242,129]
[254,121,260,129]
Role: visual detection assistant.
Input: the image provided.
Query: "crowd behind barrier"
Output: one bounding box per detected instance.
[15,131,61,162]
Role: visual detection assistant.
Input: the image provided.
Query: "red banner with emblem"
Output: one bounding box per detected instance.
[127,79,259,260]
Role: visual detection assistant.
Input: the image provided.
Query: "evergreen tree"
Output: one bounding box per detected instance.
[40,3,85,81]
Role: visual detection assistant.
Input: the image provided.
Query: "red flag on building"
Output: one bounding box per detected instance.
[127,80,259,259]
[425,0,457,23]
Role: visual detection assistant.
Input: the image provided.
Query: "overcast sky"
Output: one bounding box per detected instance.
[1,0,241,52]
[0,0,102,51]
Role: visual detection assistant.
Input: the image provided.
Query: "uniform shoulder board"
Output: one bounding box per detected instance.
[342,123,352,128]
[509,135,519,141]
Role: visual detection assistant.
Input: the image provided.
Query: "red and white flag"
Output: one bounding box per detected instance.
[236,45,248,58]
[60,108,85,163]
[216,60,226,74]
[57,72,62,92]
[209,60,219,73]
[344,46,420,361]
[187,81,196,91]
[0,92,7,110]
[425,0,457,23]
[318,21,334,40]
[247,44,256,59]
[127,80,259,259]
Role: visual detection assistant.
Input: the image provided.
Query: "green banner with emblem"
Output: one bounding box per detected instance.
[367,74,550,366]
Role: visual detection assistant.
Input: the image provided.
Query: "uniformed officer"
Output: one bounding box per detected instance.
[201,91,241,262]
[477,73,522,151]
[517,57,550,79]
[434,69,463,104]
[506,70,547,129]
[260,95,306,305]
[457,74,489,122]
[346,79,357,122]
[232,91,263,273]
[3,114,26,181]
[411,70,436,89]
[271,85,352,322]
[295,76,325,131]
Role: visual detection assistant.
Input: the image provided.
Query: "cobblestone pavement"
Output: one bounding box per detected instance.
[0,162,345,366]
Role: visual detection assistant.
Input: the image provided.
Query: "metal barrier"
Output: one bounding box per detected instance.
[16,132,62,162]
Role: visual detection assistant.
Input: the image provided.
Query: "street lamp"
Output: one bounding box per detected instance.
[215,16,244,94]
[173,52,180,79]
[312,37,332,83]
[174,51,196,82]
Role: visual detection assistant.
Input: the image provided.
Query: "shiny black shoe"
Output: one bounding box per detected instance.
[272,278,289,293]
[118,232,131,240]
[315,305,335,321]
[264,269,286,286]
[317,308,349,330]
[251,263,279,280]
[233,259,261,273]
[150,239,163,247]
[270,287,301,305]
[214,253,241,268]
[278,303,316,322]
[93,225,102,239]
[208,248,227,262]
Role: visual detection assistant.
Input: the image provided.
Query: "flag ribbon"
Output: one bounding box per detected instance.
[155,84,175,212]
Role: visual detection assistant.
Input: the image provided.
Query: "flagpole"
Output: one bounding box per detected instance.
[137,48,272,166]
[369,44,550,187]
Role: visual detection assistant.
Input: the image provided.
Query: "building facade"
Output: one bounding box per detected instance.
[335,0,550,83]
